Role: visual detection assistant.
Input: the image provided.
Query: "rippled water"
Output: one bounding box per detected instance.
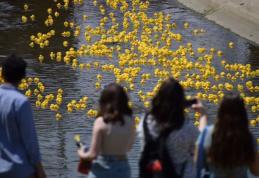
[0,0,258,177]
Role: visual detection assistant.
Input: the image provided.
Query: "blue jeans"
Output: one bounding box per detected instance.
[88,155,131,178]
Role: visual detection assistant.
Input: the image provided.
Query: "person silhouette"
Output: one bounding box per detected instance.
[0,55,46,178]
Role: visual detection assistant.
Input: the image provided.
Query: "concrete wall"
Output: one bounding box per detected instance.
[177,0,259,45]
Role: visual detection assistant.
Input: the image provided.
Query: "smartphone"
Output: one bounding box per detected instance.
[184,98,197,108]
[76,142,89,153]
[76,141,82,148]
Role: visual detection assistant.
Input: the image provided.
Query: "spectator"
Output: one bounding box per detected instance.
[77,83,135,178]
[0,55,46,178]
[139,77,199,178]
[195,94,259,178]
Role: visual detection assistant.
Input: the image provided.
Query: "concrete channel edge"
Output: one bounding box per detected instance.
[177,0,259,45]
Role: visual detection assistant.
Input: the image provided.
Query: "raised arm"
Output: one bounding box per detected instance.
[191,100,207,132]
[198,115,208,132]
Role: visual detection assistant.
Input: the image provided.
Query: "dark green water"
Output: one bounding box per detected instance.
[0,0,258,177]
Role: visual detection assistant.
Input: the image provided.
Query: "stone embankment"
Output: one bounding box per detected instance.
[177,0,259,44]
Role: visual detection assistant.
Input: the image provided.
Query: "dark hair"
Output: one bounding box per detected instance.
[151,78,185,134]
[208,94,256,168]
[1,54,27,85]
[98,83,132,125]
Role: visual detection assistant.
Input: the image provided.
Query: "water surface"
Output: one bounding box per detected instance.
[0,0,258,177]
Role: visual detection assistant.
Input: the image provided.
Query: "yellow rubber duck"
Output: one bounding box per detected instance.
[24,4,29,11]
[30,15,36,21]
[55,113,62,121]
[228,42,234,48]
[21,16,28,23]
[38,54,44,63]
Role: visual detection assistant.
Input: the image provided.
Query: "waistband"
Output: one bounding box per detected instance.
[99,154,127,161]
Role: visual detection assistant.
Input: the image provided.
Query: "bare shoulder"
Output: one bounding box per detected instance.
[94,117,106,130]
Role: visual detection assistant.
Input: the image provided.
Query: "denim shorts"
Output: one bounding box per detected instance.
[88,155,131,178]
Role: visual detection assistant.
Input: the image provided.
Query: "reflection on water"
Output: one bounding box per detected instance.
[0,0,258,177]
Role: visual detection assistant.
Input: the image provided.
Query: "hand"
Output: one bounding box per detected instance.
[37,169,46,178]
[35,163,46,178]
[191,99,206,115]
[77,146,87,159]
[192,100,208,131]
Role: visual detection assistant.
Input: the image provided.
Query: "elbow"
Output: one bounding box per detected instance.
[90,153,98,160]
[87,151,98,160]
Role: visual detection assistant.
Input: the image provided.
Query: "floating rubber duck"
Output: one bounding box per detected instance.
[54,11,59,17]
[87,109,98,118]
[38,54,44,63]
[55,113,62,121]
[24,4,29,11]
[22,16,28,23]
[250,120,257,127]
[228,42,234,48]
[30,15,35,21]
[184,22,189,29]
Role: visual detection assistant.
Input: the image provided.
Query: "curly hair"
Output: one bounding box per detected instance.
[1,54,27,84]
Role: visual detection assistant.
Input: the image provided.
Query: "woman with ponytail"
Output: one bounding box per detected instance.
[78,83,135,178]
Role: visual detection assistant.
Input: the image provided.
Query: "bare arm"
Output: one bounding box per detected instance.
[250,151,259,176]
[192,100,208,131]
[78,117,103,160]
[198,115,208,132]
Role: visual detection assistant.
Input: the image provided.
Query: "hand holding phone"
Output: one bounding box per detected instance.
[191,99,206,115]
[184,98,197,108]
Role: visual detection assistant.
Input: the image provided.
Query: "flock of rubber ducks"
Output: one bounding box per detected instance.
[1,0,259,142]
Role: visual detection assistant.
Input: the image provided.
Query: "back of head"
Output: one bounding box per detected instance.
[151,77,185,133]
[1,54,27,85]
[209,94,256,168]
[98,83,132,125]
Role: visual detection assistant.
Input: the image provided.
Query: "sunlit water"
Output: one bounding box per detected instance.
[0,0,258,177]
